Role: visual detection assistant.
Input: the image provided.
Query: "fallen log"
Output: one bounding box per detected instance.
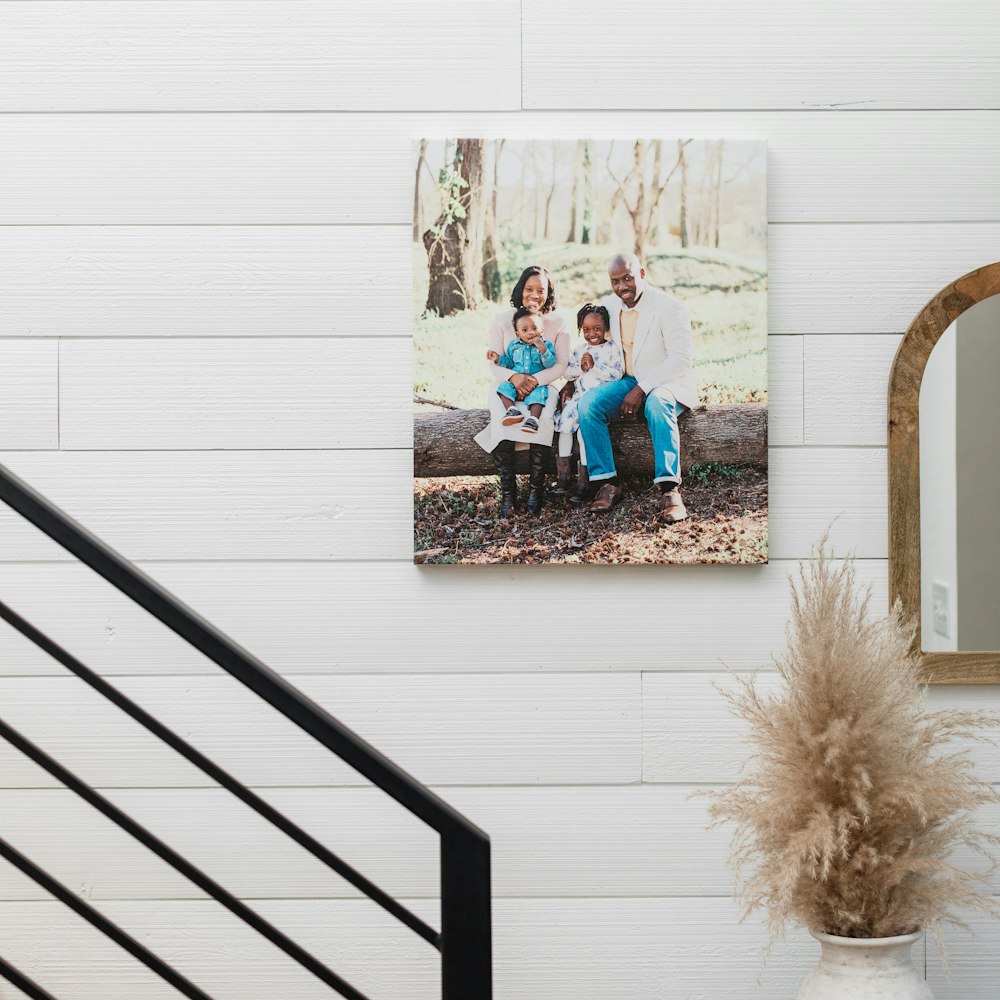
[414,403,767,478]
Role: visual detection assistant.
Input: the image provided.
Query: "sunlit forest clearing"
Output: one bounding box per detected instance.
[414,241,767,411]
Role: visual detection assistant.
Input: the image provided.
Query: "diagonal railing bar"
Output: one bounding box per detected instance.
[0,462,492,1000]
[0,598,440,951]
[0,716,374,1000]
[0,836,216,1000]
[0,955,60,1000]
[0,466,487,837]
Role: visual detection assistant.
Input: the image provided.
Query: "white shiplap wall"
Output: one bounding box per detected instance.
[1,2,999,997]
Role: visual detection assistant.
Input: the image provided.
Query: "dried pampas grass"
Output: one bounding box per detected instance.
[708,541,1000,944]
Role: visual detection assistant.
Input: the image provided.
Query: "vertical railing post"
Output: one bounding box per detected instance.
[441,827,492,1000]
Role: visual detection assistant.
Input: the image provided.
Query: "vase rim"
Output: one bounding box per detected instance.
[810,929,923,947]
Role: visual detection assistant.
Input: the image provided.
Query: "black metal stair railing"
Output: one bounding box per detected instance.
[0,462,492,1000]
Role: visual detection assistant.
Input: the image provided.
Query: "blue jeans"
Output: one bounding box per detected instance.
[497,381,549,407]
[578,376,683,485]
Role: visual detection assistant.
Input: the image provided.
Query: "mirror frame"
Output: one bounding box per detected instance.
[888,261,1000,683]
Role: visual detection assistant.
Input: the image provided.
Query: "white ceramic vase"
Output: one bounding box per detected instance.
[798,930,932,1000]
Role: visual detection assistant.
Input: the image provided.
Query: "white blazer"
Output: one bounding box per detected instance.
[602,286,698,409]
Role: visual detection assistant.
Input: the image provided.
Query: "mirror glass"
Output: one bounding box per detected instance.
[919,293,1000,651]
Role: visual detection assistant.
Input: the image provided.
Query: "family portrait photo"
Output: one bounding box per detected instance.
[413,138,768,565]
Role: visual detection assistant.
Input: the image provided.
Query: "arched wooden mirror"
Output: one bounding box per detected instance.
[889,262,1000,683]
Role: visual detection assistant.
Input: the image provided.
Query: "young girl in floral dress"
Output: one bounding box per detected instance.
[553,303,624,499]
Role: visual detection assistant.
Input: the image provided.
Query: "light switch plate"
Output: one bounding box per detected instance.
[932,581,950,638]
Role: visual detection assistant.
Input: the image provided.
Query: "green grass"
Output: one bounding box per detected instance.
[414,241,766,410]
[686,461,744,483]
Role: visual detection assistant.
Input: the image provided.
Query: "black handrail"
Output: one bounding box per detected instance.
[0,462,492,1000]
[0,596,439,950]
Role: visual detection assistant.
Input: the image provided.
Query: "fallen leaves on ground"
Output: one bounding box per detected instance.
[414,466,767,565]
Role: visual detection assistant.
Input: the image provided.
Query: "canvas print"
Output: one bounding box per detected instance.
[413,138,767,564]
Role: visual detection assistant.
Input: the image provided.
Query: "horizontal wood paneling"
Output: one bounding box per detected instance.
[0,341,58,449]
[59,339,413,450]
[769,335,802,445]
[0,447,883,562]
[0,450,413,561]
[642,672,1000,783]
[8,900,990,1000]
[523,1,1000,110]
[59,334,792,449]
[0,897,441,1000]
[929,913,1000,996]
[1,112,999,224]
[4,224,995,340]
[0,226,411,339]
[770,224,1000,334]
[0,898,975,1000]
[804,334,900,445]
[768,447,886,559]
[2,785,994,903]
[0,897,819,999]
[0,785,733,900]
[0,559,884,677]
[0,1,521,111]
[0,673,641,788]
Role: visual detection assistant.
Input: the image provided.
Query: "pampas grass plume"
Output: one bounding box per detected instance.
[708,539,1000,944]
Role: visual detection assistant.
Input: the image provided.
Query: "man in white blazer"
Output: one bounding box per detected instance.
[578,252,697,521]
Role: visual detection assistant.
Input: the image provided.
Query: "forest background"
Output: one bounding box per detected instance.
[414,138,767,412]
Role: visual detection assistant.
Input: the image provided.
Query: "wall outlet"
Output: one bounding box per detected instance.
[932,581,951,638]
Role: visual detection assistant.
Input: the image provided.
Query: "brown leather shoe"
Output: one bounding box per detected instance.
[658,487,688,524]
[589,482,623,513]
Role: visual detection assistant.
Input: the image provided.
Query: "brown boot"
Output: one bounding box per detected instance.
[658,487,688,524]
[569,464,590,505]
[552,456,573,495]
[589,481,623,513]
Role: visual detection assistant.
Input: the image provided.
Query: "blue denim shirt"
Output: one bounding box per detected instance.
[496,339,556,377]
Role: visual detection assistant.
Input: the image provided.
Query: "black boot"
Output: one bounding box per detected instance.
[491,439,517,517]
[526,444,547,515]
[552,455,574,495]
[569,464,590,505]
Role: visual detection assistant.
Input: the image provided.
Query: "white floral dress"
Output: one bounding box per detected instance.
[553,339,625,434]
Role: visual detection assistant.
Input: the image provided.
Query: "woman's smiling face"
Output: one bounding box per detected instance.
[521,274,548,312]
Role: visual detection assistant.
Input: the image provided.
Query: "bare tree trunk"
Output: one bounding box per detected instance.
[423,138,487,316]
[596,187,621,244]
[581,140,592,244]
[566,140,583,243]
[630,141,645,258]
[414,404,768,477]
[694,146,715,247]
[413,139,428,243]
[678,139,689,249]
[607,140,656,261]
[566,156,578,243]
[543,146,557,240]
[531,149,541,240]
[480,139,504,303]
[713,140,724,248]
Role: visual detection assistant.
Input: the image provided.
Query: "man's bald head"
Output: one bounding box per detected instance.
[609,252,642,274]
[608,252,646,308]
